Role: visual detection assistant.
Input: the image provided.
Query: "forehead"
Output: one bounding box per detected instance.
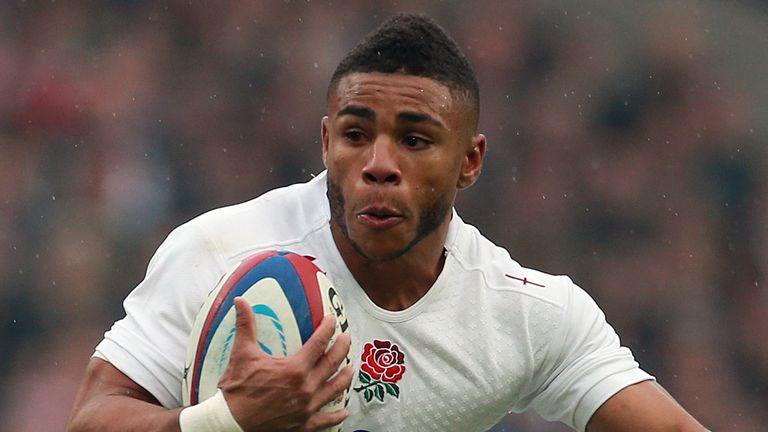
[330,73,458,119]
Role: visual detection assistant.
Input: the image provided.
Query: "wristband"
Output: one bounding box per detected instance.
[179,389,244,432]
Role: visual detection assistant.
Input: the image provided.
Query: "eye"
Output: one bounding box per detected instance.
[403,135,432,149]
[344,130,367,144]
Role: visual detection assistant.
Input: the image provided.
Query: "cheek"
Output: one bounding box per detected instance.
[326,150,353,179]
[421,168,459,212]
[415,160,458,197]
[327,142,364,174]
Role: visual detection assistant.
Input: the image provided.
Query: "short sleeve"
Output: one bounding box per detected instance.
[94,223,227,408]
[529,281,654,431]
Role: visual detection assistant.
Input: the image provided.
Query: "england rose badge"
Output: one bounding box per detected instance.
[353,339,406,403]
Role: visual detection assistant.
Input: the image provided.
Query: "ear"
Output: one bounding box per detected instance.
[321,116,330,168]
[457,134,487,189]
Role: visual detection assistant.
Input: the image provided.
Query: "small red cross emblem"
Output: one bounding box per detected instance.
[505,274,545,288]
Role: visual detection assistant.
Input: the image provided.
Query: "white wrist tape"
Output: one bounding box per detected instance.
[179,389,244,432]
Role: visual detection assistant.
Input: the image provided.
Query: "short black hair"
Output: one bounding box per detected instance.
[328,13,479,125]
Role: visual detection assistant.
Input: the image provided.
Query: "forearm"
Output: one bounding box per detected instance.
[67,394,183,432]
[68,358,183,432]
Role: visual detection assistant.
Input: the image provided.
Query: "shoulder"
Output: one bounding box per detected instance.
[181,172,330,261]
[447,212,578,310]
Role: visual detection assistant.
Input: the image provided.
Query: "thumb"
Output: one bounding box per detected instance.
[232,296,260,351]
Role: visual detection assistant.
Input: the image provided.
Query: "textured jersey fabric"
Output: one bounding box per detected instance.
[94,171,653,431]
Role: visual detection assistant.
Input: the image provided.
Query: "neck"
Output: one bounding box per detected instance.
[331,218,450,311]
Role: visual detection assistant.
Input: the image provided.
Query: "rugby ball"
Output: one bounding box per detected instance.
[182,250,352,424]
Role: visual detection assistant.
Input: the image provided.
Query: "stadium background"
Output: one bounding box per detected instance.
[1,1,767,430]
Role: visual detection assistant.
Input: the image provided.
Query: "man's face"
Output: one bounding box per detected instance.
[322,72,485,262]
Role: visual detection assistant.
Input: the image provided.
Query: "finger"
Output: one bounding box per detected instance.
[302,408,349,432]
[231,296,260,352]
[310,332,351,383]
[297,314,337,363]
[310,364,354,412]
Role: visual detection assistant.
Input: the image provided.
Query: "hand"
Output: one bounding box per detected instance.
[218,297,354,432]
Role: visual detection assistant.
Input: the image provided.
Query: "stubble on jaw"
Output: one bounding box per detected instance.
[326,175,453,263]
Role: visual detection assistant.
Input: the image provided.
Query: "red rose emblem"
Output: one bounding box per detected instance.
[360,339,406,383]
[354,339,406,403]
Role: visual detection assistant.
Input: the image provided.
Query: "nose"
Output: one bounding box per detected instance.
[362,136,401,185]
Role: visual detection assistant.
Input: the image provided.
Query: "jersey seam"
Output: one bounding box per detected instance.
[447,243,565,309]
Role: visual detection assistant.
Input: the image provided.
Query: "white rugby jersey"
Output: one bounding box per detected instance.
[95,171,652,432]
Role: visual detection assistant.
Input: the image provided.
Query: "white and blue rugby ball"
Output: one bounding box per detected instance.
[182,250,351,418]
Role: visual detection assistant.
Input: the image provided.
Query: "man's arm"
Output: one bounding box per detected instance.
[67,358,183,432]
[587,380,708,432]
[68,298,353,432]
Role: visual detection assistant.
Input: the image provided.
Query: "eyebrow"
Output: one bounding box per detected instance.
[337,105,446,129]
[397,111,445,129]
[337,105,375,121]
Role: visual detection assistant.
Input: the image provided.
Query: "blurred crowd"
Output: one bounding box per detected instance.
[1,1,766,430]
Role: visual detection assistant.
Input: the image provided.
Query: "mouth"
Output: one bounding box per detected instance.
[356,206,404,230]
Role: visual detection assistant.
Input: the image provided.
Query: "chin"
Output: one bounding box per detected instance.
[350,237,412,262]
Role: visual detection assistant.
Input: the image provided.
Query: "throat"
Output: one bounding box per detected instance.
[355,249,447,311]
[328,206,453,311]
